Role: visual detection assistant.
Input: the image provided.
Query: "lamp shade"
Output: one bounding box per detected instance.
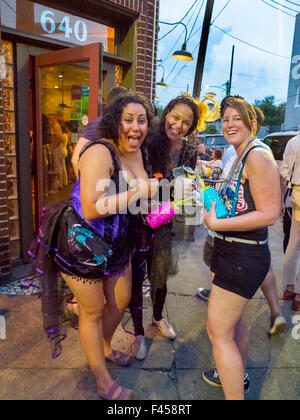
[172,43,193,61]
[156,78,168,88]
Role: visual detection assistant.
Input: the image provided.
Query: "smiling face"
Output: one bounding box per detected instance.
[222,106,256,149]
[118,103,148,154]
[165,103,194,143]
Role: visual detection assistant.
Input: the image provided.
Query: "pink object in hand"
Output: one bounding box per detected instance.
[146,201,178,229]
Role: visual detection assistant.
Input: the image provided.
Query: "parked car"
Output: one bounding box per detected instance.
[197,134,229,150]
[263,131,298,162]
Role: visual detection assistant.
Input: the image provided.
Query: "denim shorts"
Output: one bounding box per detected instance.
[211,237,271,299]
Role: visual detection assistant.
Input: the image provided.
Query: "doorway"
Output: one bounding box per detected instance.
[33,42,103,224]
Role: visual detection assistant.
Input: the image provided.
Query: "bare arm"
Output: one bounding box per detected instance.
[71,137,90,177]
[79,144,158,220]
[205,149,281,232]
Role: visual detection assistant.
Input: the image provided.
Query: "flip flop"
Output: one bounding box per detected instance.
[98,382,135,400]
[105,350,132,367]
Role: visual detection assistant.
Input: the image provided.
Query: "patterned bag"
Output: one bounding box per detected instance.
[52,203,113,273]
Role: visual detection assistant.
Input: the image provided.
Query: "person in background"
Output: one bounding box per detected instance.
[50,121,68,191]
[201,148,223,171]
[280,132,300,311]
[197,142,211,162]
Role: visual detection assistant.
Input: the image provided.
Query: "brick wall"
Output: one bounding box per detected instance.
[108,0,159,101]
[0,39,11,282]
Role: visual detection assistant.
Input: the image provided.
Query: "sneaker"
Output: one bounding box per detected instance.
[132,335,147,360]
[267,314,287,336]
[197,288,211,301]
[152,317,176,339]
[202,369,250,394]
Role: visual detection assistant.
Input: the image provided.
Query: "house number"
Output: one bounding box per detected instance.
[40,10,88,43]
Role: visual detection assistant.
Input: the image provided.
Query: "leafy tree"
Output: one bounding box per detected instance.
[203,124,218,134]
[156,105,165,118]
[254,96,286,126]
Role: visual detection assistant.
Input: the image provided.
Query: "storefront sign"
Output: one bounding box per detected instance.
[71,85,82,100]
[40,10,88,43]
[1,0,115,52]
[81,85,89,97]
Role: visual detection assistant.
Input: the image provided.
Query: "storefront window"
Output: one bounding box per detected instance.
[2,40,21,261]
[39,62,90,206]
[114,65,123,87]
[1,0,115,53]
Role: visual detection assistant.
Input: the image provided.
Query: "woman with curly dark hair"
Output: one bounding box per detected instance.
[30,93,158,400]
[129,95,200,359]
[147,95,199,180]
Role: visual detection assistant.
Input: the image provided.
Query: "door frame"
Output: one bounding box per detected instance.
[34,42,103,221]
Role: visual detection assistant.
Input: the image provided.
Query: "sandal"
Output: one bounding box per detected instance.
[98,382,135,400]
[105,350,132,367]
[292,298,300,311]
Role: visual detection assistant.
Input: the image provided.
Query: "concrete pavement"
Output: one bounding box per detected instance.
[0,221,299,400]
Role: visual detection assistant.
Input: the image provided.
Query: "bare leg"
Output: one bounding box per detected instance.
[65,266,132,355]
[206,285,248,400]
[260,270,281,317]
[234,318,249,372]
[61,273,115,396]
[102,265,132,356]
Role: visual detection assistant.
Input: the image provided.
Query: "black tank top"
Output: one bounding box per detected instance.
[220,145,268,241]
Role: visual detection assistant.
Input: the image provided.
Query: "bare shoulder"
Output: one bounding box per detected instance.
[244,147,279,183]
[77,136,90,147]
[79,143,113,171]
[247,147,277,168]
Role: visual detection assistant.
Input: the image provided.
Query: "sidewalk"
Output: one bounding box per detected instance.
[0,222,299,400]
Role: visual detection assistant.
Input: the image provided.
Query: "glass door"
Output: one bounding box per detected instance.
[34,42,103,223]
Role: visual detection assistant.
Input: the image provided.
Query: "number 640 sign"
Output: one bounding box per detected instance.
[40,10,88,43]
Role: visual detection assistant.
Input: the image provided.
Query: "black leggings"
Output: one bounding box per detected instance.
[129,225,172,336]
[283,208,292,253]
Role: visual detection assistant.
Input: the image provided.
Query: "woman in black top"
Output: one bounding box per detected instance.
[130,95,199,359]
[202,97,281,400]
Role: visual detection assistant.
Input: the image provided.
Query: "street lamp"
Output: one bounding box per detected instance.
[156,64,168,88]
[159,21,194,61]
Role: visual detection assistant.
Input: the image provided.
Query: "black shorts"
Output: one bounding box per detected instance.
[203,234,214,268]
[211,237,271,299]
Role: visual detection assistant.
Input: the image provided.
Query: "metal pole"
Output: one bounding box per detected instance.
[228,45,235,96]
[193,0,215,98]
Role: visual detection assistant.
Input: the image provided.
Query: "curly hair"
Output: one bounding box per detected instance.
[98,94,154,145]
[147,95,199,176]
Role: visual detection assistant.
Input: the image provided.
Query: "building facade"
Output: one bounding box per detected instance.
[284,12,300,131]
[0,0,159,281]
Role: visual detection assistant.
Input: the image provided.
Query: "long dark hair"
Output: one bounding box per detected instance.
[98,94,154,145]
[147,95,199,175]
